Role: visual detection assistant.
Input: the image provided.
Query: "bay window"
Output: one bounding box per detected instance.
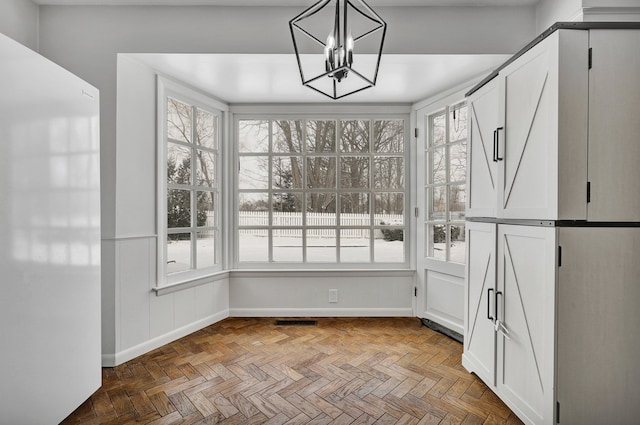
[236,117,408,266]
[157,80,224,285]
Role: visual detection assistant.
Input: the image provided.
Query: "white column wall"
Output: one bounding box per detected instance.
[583,0,640,7]
[97,54,231,366]
[535,0,640,33]
[0,0,39,50]
[582,0,640,21]
[536,0,583,33]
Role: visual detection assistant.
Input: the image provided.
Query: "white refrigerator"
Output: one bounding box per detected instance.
[0,33,101,424]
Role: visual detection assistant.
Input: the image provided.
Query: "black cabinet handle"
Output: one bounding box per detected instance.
[492,130,498,162]
[496,127,504,161]
[496,291,503,321]
[487,288,495,321]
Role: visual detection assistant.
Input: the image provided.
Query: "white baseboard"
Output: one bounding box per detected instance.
[229,307,413,317]
[102,310,229,367]
[102,307,414,367]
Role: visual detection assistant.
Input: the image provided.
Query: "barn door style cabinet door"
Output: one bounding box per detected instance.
[463,221,496,386]
[464,223,556,425]
[466,79,499,217]
[467,29,589,220]
[464,24,640,425]
[495,224,556,425]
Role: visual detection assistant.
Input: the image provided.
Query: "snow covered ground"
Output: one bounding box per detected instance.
[432,241,466,264]
[237,235,405,263]
[167,234,405,272]
[166,232,465,273]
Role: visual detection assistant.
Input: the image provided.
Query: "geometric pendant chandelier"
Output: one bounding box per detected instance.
[289,0,387,100]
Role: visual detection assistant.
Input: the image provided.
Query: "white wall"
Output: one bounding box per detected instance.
[115,55,157,238]
[536,0,640,33]
[536,0,583,33]
[230,271,414,317]
[582,0,640,21]
[583,0,640,6]
[105,236,229,366]
[101,55,230,366]
[36,4,536,365]
[0,0,39,50]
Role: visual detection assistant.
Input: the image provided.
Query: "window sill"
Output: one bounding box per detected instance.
[153,270,230,296]
[153,268,416,296]
[229,269,416,278]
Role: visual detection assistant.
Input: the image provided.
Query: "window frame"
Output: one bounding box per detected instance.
[424,100,467,265]
[157,77,227,287]
[233,112,411,269]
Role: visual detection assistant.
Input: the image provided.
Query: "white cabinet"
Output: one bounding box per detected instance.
[466,223,640,425]
[587,30,640,222]
[464,25,640,425]
[467,80,499,217]
[495,224,556,425]
[466,30,588,220]
[463,221,496,386]
[556,228,640,425]
[464,223,556,425]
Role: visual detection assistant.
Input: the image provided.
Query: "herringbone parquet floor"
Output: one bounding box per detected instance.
[62,317,524,425]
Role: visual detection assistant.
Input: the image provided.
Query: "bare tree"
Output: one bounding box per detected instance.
[273,120,303,190]
[166,98,216,232]
[239,119,405,215]
[373,120,404,153]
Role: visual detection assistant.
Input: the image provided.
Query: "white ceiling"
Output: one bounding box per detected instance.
[34,0,539,6]
[40,0,524,103]
[130,53,509,104]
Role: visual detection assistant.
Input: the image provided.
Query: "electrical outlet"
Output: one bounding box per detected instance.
[329,289,338,303]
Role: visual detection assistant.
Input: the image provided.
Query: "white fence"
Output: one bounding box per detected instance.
[230,212,403,239]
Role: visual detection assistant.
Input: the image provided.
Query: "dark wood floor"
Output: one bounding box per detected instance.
[62,317,523,425]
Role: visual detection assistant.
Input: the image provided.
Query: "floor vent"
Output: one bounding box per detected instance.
[274,320,317,326]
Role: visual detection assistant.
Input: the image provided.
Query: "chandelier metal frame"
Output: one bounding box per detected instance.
[289,0,387,100]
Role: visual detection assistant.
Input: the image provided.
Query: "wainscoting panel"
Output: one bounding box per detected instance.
[103,236,230,366]
[424,270,464,335]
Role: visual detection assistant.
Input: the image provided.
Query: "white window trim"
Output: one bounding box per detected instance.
[156,77,228,287]
[424,102,467,265]
[232,110,412,269]
[415,86,471,279]
[425,101,466,255]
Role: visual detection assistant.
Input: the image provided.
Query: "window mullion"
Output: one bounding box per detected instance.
[369,119,375,263]
[302,120,308,263]
[190,105,198,270]
[336,120,341,263]
[268,120,273,263]
[445,106,452,261]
